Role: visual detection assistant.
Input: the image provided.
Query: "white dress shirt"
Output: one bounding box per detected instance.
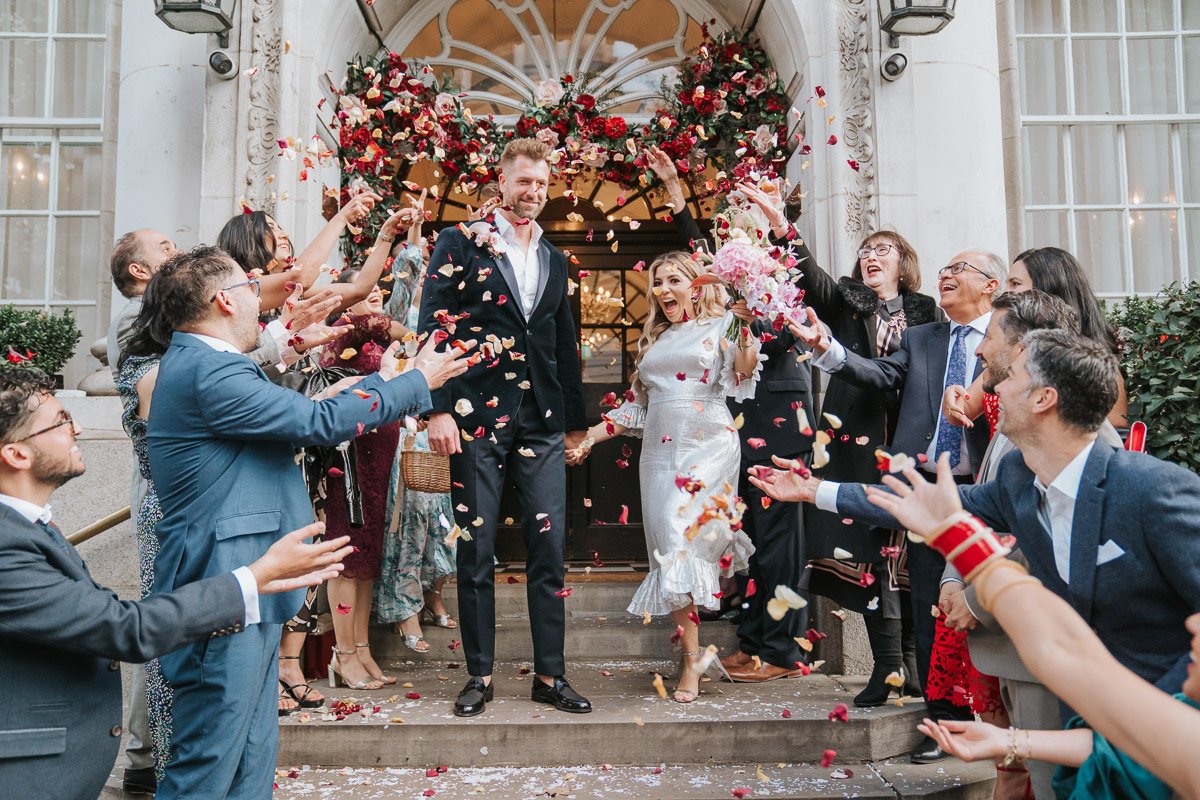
[493,212,543,316]
[189,332,244,354]
[1033,440,1095,583]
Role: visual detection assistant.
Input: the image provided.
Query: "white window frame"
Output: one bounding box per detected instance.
[1017,0,1199,297]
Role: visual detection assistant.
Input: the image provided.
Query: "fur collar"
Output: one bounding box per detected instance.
[835,277,938,326]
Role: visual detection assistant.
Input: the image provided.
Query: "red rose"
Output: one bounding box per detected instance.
[353,127,372,147]
[604,117,627,138]
[677,89,693,106]
[563,74,574,84]
[515,116,537,136]
[587,116,609,137]
[576,93,596,111]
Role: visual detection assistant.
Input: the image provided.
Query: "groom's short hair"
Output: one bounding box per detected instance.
[500,137,551,169]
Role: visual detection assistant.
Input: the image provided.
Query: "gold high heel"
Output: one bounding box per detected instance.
[327,647,384,690]
[355,642,397,685]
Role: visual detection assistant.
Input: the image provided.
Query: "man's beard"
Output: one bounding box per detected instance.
[30,444,84,488]
[507,196,546,220]
[234,311,262,353]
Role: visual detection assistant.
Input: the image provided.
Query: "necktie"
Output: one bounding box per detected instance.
[934,325,971,468]
[37,518,71,553]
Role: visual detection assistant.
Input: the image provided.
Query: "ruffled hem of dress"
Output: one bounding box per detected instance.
[626,530,755,616]
[605,399,646,437]
[720,341,767,403]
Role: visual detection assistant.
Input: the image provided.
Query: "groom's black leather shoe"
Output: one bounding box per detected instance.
[454,677,493,717]
[531,676,592,713]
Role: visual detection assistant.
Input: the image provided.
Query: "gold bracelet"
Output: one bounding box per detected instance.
[378,232,396,243]
[1001,727,1020,767]
[976,564,1040,612]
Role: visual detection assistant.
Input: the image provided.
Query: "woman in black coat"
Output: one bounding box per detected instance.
[799,230,940,706]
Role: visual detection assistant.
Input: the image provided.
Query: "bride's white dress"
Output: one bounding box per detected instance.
[608,312,763,616]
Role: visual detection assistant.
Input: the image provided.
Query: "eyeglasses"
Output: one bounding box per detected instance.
[857,243,894,259]
[939,262,992,279]
[213,278,265,303]
[16,411,76,442]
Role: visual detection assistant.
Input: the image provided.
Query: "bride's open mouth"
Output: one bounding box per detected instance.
[661,297,679,314]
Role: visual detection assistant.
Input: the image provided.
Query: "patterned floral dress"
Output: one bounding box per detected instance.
[374,245,457,624]
[116,354,171,780]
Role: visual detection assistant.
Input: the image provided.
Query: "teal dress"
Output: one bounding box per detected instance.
[1053,693,1199,799]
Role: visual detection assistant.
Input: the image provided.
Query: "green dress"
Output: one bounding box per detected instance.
[1053,693,1199,799]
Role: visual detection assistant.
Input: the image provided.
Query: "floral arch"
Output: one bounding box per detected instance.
[326,0,805,263]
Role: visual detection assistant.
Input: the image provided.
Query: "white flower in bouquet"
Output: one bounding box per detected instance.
[533,79,565,107]
[433,92,457,117]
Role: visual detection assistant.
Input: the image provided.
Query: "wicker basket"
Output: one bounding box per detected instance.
[400,435,451,494]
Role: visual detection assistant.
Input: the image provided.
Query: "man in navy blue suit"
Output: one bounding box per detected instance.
[146,246,473,800]
[752,330,1200,711]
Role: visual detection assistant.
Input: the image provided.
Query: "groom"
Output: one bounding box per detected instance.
[421,137,591,717]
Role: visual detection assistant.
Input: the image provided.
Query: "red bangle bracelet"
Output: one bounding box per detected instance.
[926,513,1010,581]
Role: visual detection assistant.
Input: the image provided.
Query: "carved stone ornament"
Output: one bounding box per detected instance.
[838,0,879,242]
[244,0,282,214]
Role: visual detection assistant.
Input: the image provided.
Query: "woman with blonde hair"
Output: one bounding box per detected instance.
[568,251,760,703]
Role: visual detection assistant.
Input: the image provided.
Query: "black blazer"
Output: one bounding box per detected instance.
[830,321,991,475]
[0,503,245,800]
[418,225,586,433]
[672,208,815,462]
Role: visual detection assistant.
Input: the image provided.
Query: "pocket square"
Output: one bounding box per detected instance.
[1096,540,1125,565]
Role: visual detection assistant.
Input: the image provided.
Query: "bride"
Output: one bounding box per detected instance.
[568,251,761,703]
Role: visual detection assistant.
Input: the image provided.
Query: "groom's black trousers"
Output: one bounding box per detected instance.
[450,390,567,677]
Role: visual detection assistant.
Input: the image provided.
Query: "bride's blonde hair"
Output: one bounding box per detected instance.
[631,251,726,400]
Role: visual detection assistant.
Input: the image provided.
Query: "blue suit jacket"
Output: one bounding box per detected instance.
[836,443,1200,692]
[148,332,431,623]
[0,503,245,800]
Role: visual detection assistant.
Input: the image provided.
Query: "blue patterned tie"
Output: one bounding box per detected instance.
[934,325,971,468]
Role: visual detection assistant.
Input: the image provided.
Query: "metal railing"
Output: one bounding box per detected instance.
[67,506,131,546]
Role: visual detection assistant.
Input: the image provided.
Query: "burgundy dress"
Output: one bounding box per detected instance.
[319,313,401,581]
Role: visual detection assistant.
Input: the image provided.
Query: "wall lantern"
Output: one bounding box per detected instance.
[154,0,238,47]
[878,0,956,42]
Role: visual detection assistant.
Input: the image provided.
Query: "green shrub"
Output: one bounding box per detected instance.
[1107,282,1200,472]
[0,305,82,376]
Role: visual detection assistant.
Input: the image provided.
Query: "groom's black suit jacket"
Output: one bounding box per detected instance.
[418,224,586,433]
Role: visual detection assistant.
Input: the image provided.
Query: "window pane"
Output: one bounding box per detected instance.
[52,38,106,118]
[57,142,103,210]
[1186,210,1199,283]
[1019,39,1068,114]
[1,142,52,209]
[1074,210,1125,293]
[624,268,649,325]
[579,270,624,325]
[1071,126,1120,203]
[1070,0,1118,32]
[1125,125,1174,205]
[0,0,50,32]
[580,328,623,383]
[1024,210,1070,250]
[1124,0,1175,32]
[1127,38,1179,114]
[1022,126,1067,204]
[1129,210,1180,292]
[1017,0,1065,33]
[1185,37,1200,113]
[0,216,49,300]
[1072,39,1122,114]
[53,216,100,301]
[57,0,106,34]
[1182,124,1200,202]
[0,39,48,117]
[1186,3,1200,28]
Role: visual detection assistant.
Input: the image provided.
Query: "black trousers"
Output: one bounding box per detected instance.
[450,392,567,677]
[734,460,809,669]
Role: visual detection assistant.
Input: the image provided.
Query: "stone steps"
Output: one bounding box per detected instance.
[277,658,926,769]
[268,760,997,799]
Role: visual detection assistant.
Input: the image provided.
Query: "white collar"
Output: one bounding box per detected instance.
[1034,440,1096,501]
[187,332,243,354]
[0,493,52,525]
[952,311,992,337]
[493,211,544,249]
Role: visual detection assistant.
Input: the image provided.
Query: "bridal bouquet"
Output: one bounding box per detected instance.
[695,227,805,341]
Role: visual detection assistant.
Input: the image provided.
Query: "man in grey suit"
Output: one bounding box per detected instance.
[146,246,473,799]
[800,250,1003,759]
[0,366,353,800]
[754,331,1200,725]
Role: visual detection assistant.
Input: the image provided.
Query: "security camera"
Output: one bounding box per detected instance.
[209,50,237,79]
[881,52,908,82]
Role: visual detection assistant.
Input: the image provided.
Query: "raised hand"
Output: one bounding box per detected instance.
[916,719,1008,762]
[729,298,756,323]
[737,180,789,235]
[784,306,831,355]
[248,523,353,594]
[406,335,477,390]
[747,454,822,503]
[339,191,382,225]
[281,286,341,333]
[942,384,974,429]
[467,195,502,221]
[864,453,964,538]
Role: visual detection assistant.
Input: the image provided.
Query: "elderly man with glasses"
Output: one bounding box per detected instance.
[786,249,1005,763]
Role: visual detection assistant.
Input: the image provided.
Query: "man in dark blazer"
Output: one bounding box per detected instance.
[645,150,816,682]
[147,246,470,799]
[420,138,591,717]
[0,366,352,800]
[797,249,1003,759]
[754,330,1200,710]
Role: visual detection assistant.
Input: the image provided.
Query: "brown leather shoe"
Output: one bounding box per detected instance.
[719,650,753,672]
[726,661,805,683]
